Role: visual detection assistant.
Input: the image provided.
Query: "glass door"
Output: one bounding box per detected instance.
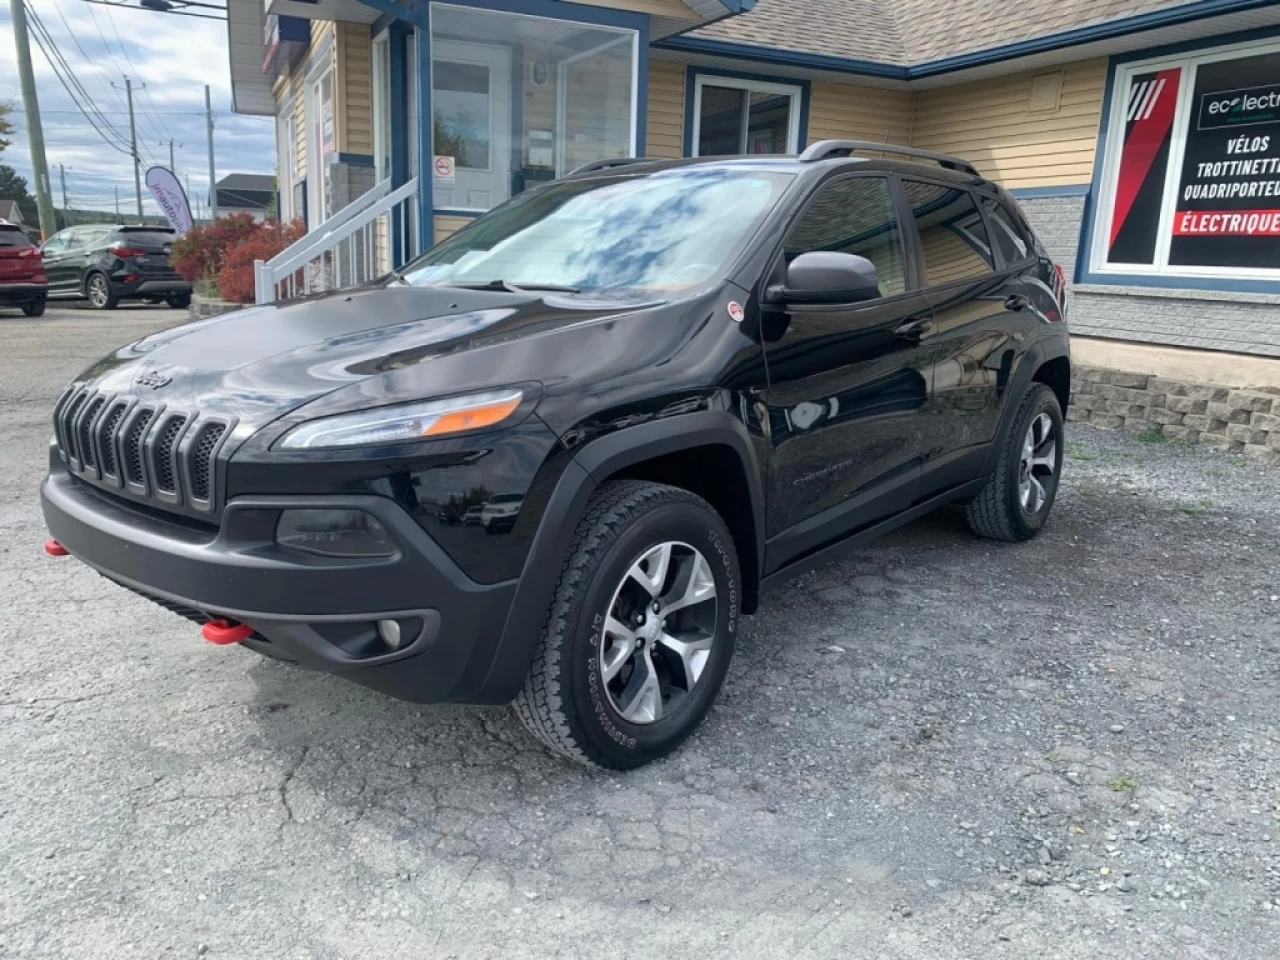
[432,40,512,211]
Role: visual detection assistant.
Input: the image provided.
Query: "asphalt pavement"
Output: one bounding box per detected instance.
[1,304,1277,959]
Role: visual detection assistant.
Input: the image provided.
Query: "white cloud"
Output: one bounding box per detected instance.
[0,0,275,216]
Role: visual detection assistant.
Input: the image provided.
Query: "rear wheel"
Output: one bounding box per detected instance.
[86,273,118,310]
[21,298,45,317]
[165,292,192,309]
[965,383,1063,542]
[514,480,741,769]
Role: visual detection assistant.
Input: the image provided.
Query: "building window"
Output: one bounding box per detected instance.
[1092,38,1280,281]
[429,3,638,213]
[691,74,802,157]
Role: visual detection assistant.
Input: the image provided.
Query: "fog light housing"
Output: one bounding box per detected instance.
[276,509,395,559]
[376,619,402,650]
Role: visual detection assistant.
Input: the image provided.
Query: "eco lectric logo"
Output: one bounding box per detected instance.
[1198,84,1280,130]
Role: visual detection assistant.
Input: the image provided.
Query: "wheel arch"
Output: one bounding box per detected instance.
[1032,354,1071,416]
[476,411,766,705]
[83,268,109,298]
[981,338,1069,477]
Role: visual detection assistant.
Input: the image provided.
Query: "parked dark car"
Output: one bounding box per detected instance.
[0,222,47,316]
[41,142,1070,769]
[41,224,191,310]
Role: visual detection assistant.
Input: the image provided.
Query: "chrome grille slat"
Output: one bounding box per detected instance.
[52,390,232,516]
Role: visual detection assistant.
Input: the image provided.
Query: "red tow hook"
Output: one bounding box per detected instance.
[44,539,69,557]
[201,619,254,645]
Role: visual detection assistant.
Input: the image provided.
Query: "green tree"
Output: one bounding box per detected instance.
[0,165,38,224]
[0,101,13,157]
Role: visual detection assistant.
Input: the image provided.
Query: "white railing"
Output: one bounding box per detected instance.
[254,177,421,305]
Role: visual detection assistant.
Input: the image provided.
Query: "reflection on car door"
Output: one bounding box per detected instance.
[761,175,935,571]
[40,230,74,297]
[902,179,1028,495]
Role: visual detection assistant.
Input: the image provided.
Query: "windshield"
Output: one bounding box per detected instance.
[400,168,793,298]
[0,226,31,247]
[116,229,175,247]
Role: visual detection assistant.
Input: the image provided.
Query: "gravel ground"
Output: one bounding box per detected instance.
[1,308,1278,959]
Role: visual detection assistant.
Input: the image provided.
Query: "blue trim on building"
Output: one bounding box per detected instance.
[634,26,649,157]
[417,20,433,252]
[360,0,427,28]
[432,0,649,32]
[1076,273,1280,295]
[658,0,1280,80]
[434,208,483,219]
[1009,184,1092,199]
[335,153,375,166]
[1106,20,1280,63]
[682,65,810,157]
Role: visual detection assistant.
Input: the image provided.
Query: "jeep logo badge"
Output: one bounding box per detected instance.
[135,371,172,390]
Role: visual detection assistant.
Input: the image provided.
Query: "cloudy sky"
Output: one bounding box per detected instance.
[0,0,275,217]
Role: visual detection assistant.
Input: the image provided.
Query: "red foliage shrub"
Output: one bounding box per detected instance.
[216,219,307,304]
[170,212,261,284]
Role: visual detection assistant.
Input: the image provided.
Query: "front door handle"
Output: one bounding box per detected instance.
[1005,294,1032,311]
[894,316,932,339]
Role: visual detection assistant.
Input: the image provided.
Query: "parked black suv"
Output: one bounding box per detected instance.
[41,224,192,310]
[41,142,1069,768]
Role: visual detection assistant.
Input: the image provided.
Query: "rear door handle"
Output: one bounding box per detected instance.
[894,316,932,339]
[1005,294,1032,311]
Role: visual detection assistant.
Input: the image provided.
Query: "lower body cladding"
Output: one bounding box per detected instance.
[40,467,521,704]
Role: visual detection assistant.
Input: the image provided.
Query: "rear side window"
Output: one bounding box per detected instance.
[983,198,1031,264]
[902,180,995,286]
[0,226,30,246]
[784,176,906,298]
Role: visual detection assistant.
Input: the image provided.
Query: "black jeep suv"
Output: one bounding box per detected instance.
[41,142,1069,769]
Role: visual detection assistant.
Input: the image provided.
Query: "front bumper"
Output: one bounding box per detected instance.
[41,470,518,703]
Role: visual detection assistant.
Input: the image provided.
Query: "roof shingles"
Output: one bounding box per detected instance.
[693,0,1197,65]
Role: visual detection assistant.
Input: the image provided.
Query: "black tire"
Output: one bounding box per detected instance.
[21,298,46,317]
[965,383,1064,542]
[166,292,192,309]
[85,273,118,310]
[513,480,741,769]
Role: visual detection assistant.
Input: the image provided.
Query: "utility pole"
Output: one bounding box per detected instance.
[161,139,180,174]
[205,86,216,220]
[123,77,143,217]
[114,187,119,218]
[58,164,70,226]
[10,0,57,239]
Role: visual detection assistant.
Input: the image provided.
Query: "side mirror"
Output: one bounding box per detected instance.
[779,252,881,305]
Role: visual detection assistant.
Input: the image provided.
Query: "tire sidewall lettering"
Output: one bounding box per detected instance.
[586,614,637,750]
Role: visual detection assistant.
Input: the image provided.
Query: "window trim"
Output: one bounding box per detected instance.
[1088,34,1280,285]
[685,68,808,159]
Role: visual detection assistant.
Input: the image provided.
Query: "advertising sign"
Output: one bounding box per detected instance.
[1169,50,1280,268]
[144,166,193,236]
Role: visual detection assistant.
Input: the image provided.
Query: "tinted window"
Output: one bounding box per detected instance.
[903,180,995,286]
[784,176,906,298]
[0,226,30,247]
[41,231,70,254]
[983,198,1030,264]
[116,228,175,247]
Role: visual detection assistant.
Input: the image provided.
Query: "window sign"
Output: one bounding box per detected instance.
[1093,39,1280,281]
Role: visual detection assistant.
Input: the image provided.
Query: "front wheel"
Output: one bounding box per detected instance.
[86,273,118,310]
[965,383,1064,542]
[513,481,741,769]
[21,298,46,317]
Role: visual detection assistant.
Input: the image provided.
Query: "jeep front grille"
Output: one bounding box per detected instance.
[53,385,234,514]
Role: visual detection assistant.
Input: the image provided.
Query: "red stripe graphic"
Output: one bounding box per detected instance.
[1109,68,1181,247]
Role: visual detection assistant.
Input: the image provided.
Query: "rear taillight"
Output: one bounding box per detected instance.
[110,244,148,258]
[18,247,41,260]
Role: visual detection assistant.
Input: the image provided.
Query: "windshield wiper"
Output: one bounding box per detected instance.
[443,279,582,294]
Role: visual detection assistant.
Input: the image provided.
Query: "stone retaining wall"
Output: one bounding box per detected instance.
[1068,365,1280,464]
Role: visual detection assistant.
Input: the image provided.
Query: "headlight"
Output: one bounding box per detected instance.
[278,389,524,451]
[276,509,396,558]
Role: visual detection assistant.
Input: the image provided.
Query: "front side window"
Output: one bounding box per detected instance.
[430,3,637,213]
[693,75,802,157]
[1094,39,1280,280]
[784,176,906,298]
[401,169,792,297]
[904,180,995,286]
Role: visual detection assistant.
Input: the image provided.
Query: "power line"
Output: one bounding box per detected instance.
[94,0,176,149]
[23,4,134,158]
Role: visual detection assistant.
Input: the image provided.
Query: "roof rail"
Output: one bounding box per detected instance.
[566,157,659,177]
[798,140,979,177]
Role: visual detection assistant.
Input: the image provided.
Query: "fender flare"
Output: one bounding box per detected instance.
[981,337,1069,476]
[472,411,766,704]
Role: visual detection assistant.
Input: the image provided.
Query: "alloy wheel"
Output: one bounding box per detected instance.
[599,541,718,725]
[1018,412,1057,514]
[88,275,109,308]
